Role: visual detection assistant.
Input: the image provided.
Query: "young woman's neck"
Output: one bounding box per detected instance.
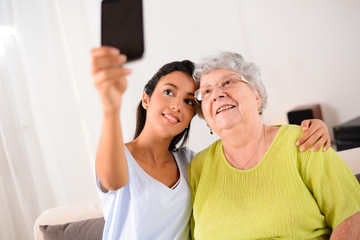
[126,127,175,165]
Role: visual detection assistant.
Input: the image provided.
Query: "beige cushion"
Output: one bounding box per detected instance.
[337,147,360,175]
[34,198,103,240]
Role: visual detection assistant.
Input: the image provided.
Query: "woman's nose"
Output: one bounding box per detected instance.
[170,98,181,112]
[210,85,226,101]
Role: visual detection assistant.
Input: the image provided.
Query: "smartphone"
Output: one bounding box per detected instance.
[101,0,144,62]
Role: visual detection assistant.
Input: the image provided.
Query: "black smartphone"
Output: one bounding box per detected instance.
[101,0,144,62]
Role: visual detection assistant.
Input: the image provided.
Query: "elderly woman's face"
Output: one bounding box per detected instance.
[199,69,261,133]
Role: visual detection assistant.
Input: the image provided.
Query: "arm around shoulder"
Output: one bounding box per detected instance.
[297,119,331,152]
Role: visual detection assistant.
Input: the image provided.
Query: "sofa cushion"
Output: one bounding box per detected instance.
[39,217,104,240]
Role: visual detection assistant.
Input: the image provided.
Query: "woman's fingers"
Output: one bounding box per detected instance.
[90,46,132,112]
[93,67,131,90]
[92,55,126,73]
[323,138,331,152]
[300,119,311,132]
[296,122,316,148]
[91,46,128,74]
[91,46,131,89]
[307,130,326,152]
[296,119,331,152]
[309,136,330,152]
[91,46,119,58]
[91,47,131,97]
[93,66,131,83]
[297,128,321,152]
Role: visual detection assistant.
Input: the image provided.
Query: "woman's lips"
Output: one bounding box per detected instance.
[216,105,235,115]
[163,113,180,123]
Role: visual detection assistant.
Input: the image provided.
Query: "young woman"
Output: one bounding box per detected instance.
[91,46,331,240]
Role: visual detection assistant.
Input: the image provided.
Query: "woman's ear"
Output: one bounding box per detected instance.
[255,89,262,110]
[142,92,150,109]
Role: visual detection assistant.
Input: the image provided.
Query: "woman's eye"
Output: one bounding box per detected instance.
[164,89,174,96]
[223,80,232,86]
[185,99,195,106]
[203,89,211,97]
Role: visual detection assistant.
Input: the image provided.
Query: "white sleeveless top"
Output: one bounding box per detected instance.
[97,146,195,240]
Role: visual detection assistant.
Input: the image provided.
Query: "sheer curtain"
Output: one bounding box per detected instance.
[0,0,101,239]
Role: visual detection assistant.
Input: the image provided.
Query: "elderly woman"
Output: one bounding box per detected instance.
[189,52,360,239]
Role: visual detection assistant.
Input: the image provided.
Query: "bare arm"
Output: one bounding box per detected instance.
[91,46,132,192]
[330,212,360,240]
[296,119,331,152]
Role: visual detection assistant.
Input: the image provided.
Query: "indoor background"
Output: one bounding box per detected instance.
[1,0,359,239]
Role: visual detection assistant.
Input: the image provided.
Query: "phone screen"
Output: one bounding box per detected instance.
[101,0,144,61]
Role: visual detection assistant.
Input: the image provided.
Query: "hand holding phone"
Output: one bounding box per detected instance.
[101,0,144,62]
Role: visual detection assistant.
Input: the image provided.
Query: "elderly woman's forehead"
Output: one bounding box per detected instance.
[200,69,240,81]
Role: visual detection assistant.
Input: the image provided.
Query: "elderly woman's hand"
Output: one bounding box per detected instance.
[295,119,331,152]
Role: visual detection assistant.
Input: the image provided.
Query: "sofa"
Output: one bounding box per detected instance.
[34,147,360,240]
[34,198,104,240]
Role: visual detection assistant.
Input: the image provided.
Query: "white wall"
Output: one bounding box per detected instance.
[113,0,360,153]
[2,0,359,210]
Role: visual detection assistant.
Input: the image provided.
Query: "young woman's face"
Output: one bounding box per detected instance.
[199,69,261,134]
[143,71,197,137]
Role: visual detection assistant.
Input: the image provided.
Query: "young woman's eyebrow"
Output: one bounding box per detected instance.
[164,83,178,89]
[164,83,195,96]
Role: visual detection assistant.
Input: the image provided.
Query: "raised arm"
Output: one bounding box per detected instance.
[296,119,331,152]
[91,46,132,192]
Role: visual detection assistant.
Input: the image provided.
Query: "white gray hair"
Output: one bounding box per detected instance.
[193,51,268,118]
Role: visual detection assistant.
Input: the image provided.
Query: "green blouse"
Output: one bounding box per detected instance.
[189,125,360,239]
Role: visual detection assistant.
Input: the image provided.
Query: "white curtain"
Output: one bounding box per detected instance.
[0,0,101,239]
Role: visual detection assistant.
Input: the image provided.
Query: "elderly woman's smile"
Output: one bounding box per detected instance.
[216,104,235,114]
